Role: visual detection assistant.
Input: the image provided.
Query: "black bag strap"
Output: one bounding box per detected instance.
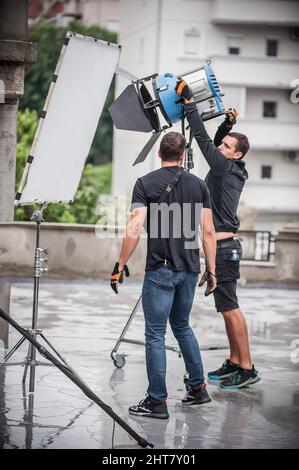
[155,166,184,204]
[147,166,183,265]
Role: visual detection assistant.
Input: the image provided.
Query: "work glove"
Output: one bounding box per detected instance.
[198,270,217,297]
[110,262,130,294]
[225,107,238,127]
[175,79,194,101]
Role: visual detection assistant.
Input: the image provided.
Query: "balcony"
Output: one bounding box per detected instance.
[211,0,299,27]
[209,55,299,89]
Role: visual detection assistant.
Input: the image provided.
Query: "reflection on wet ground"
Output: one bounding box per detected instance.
[0,280,298,449]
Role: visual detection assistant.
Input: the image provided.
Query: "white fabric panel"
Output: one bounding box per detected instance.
[20,34,120,204]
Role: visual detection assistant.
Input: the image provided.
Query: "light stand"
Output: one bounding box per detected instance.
[0,206,74,393]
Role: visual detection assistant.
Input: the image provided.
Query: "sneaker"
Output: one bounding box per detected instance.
[220,366,261,390]
[182,383,211,406]
[129,396,169,419]
[208,358,240,380]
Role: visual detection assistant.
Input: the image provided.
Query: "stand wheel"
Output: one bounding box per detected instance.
[113,353,126,369]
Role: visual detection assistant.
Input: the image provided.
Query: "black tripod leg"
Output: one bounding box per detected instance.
[22,344,32,384]
[0,336,26,366]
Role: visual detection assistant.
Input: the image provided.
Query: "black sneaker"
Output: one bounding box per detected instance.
[220,365,261,390]
[182,384,211,406]
[208,358,240,381]
[129,396,169,419]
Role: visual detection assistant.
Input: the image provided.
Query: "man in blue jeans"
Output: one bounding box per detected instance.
[110,131,217,419]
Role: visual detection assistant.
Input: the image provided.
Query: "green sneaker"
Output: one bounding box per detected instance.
[220,366,261,390]
[208,358,240,381]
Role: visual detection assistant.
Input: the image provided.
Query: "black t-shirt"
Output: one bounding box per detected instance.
[131,166,211,273]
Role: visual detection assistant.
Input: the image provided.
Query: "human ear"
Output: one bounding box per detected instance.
[234,152,243,160]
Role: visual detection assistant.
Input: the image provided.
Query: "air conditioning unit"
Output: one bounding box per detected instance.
[290,28,299,41]
[283,150,299,163]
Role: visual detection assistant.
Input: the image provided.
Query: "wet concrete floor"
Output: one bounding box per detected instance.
[0,279,298,449]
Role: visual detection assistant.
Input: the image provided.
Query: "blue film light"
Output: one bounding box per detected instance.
[204,63,224,113]
[154,72,182,124]
[154,64,224,125]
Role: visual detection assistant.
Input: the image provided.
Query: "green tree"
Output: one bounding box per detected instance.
[20,21,117,164]
[15,109,39,221]
[15,109,112,224]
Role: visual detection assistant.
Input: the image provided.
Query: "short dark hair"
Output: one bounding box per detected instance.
[228,132,250,158]
[159,132,186,162]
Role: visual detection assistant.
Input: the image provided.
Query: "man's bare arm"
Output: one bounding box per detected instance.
[118,207,147,270]
[201,208,216,274]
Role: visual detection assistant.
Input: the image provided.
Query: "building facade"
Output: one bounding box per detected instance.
[112,0,299,231]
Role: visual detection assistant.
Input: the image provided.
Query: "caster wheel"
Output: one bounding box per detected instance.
[113,354,126,369]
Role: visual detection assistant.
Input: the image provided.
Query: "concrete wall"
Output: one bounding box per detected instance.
[0,222,147,279]
[1,222,299,285]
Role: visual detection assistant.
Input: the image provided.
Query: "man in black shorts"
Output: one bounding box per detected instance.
[176,80,261,389]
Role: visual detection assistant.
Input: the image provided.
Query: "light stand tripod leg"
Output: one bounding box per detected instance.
[110,294,142,368]
[40,333,74,368]
[22,349,30,384]
[0,336,26,366]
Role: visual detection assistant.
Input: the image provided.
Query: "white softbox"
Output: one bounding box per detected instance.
[16,32,121,205]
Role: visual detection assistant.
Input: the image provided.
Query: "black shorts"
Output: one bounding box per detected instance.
[213,237,242,313]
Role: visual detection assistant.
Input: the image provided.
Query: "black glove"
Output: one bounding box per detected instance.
[225,108,238,127]
[175,79,194,101]
[198,270,217,297]
[110,262,130,294]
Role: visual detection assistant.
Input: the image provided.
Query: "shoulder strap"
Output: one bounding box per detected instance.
[156,167,184,204]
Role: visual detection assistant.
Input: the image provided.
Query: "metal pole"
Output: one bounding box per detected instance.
[28,218,41,393]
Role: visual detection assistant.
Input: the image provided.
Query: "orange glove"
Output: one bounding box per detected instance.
[175,79,194,101]
[110,262,130,294]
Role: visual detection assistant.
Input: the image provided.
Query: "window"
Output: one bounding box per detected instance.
[263,101,277,118]
[227,36,243,55]
[266,39,278,57]
[184,28,201,56]
[261,166,272,179]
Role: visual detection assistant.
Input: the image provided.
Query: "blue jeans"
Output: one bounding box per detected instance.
[142,265,205,402]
